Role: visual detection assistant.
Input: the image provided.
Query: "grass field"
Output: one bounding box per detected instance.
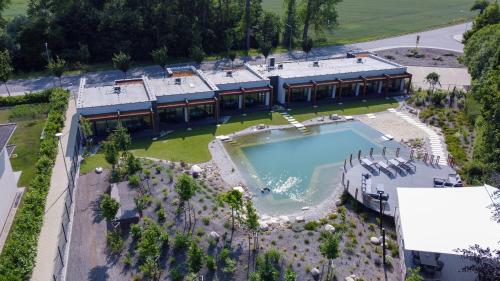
[264,0,474,45]
[0,107,46,187]
[80,98,397,172]
[2,0,28,19]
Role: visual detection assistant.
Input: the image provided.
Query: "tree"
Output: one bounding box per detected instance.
[111,124,131,153]
[112,51,131,78]
[456,244,500,281]
[100,193,120,221]
[259,41,272,65]
[47,56,66,87]
[471,0,490,14]
[319,232,341,279]
[187,241,205,273]
[103,140,118,171]
[79,117,93,149]
[244,199,259,254]
[463,2,500,42]
[256,249,281,281]
[190,45,205,66]
[244,0,252,52]
[228,51,237,68]
[283,0,300,49]
[0,49,13,96]
[151,46,169,77]
[299,0,342,42]
[405,267,424,281]
[462,23,500,80]
[302,37,313,60]
[256,11,282,48]
[175,174,198,227]
[425,72,441,92]
[223,189,243,232]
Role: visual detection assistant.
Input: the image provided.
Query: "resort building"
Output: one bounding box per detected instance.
[76,53,411,135]
[395,185,500,281]
[0,123,20,240]
[254,54,411,105]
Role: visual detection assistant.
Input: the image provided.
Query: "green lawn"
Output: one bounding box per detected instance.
[2,0,28,20]
[81,98,397,171]
[0,108,46,187]
[263,0,474,45]
[290,98,399,122]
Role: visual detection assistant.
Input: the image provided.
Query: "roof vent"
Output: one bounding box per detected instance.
[357,58,363,63]
[113,86,121,94]
[226,70,233,77]
[277,63,283,69]
[175,78,182,85]
[313,61,319,67]
[189,83,194,88]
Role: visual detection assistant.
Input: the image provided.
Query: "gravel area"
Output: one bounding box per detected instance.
[358,111,427,143]
[375,48,464,68]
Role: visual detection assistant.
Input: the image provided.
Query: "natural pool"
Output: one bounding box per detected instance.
[224,121,407,216]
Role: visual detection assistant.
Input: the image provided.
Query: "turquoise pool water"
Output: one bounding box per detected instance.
[225,121,406,215]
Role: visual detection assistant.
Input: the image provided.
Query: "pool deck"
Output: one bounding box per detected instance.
[344,155,456,217]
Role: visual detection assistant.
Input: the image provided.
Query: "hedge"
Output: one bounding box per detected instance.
[0,89,52,107]
[0,88,69,280]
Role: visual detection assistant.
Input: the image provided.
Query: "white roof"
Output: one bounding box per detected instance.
[204,65,266,85]
[149,67,217,96]
[254,55,404,79]
[77,78,154,109]
[397,185,500,255]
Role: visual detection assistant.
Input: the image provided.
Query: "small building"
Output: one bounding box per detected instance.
[254,55,411,105]
[204,64,272,112]
[0,123,20,238]
[395,185,500,281]
[77,77,157,136]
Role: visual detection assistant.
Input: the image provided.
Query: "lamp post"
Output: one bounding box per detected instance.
[45,42,50,63]
[377,190,385,232]
[285,24,293,56]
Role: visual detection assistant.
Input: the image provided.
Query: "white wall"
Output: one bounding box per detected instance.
[215,80,269,91]
[156,91,215,104]
[77,101,152,116]
[0,148,18,232]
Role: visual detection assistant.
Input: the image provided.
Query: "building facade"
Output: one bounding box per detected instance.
[0,123,19,237]
[77,54,411,135]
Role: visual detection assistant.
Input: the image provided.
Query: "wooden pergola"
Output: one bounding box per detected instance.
[157,97,219,125]
[283,72,412,104]
[83,108,157,131]
[218,86,274,109]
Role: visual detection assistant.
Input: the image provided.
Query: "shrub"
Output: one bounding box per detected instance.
[156,208,166,222]
[173,232,190,252]
[128,175,140,187]
[100,193,120,221]
[155,166,162,174]
[130,223,142,240]
[304,221,319,231]
[206,255,216,271]
[0,89,69,280]
[107,231,124,254]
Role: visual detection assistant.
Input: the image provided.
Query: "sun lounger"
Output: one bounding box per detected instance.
[360,157,377,173]
[376,161,394,177]
[388,159,402,174]
[433,177,446,188]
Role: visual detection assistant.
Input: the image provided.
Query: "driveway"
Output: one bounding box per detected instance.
[1,23,470,96]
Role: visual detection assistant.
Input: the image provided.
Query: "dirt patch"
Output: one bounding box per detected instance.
[375,48,464,68]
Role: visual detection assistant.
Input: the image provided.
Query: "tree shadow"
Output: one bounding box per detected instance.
[88,265,109,281]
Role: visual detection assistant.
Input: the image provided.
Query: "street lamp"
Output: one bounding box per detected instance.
[44,42,50,63]
[284,23,293,55]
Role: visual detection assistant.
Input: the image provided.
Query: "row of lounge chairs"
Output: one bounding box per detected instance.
[433,174,463,188]
[360,157,415,177]
[361,173,390,201]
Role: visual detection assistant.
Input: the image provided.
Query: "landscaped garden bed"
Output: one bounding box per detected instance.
[375,48,464,68]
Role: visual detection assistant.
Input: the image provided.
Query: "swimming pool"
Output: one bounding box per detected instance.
[224,121,407,216]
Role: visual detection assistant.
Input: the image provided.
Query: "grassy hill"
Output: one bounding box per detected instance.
[263,0,475,45]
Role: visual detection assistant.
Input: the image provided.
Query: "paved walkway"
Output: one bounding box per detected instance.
[31,98,79,281]
[0,23,470,97]
[406,66,471,90]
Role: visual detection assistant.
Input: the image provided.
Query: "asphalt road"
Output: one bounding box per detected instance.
[0,22,470,97]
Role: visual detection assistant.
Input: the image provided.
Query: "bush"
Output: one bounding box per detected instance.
[304,221,319,231]
[128,175,140,187]
[100,193,120,221]
[156,208,166,222]
[0,89,69,280]
[202,216,210,226]
[206,255,216,271]
[130,223,142,240]
[173,232,191,252]
[8,103,50,121]
[107,231,125,254]
[0,89,52,107]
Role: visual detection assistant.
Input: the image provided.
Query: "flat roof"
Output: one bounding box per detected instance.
[254,55,404,79]
[77,78,154,109]
[0,123,16,150]
[397,185,500,255]
[203,65,267,85]
[150,67,217,97]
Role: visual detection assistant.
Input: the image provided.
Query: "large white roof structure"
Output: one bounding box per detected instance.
[397,185,500,255]
[254,55,405,79]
